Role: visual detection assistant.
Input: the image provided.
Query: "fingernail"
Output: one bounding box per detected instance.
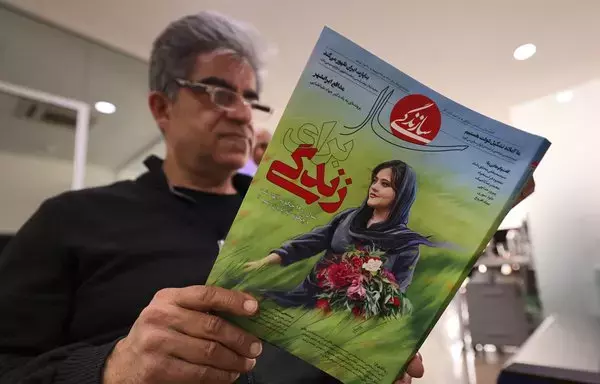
[245,358,256,370]
[230,372,240,381]
[250,341,262,357]
[243,300,258,313]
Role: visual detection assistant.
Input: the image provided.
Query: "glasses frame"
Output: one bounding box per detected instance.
[174,78,272,116]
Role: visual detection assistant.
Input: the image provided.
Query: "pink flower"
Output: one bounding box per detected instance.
[382,269,399,286]
[346,277,366,300]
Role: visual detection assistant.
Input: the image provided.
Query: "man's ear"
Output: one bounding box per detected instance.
[148,91,171,135]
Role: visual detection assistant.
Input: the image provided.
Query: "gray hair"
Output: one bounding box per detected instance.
[149,11,266,99]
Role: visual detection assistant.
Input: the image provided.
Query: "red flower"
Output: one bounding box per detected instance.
[389,296,401,307]
[316,268,327,287]
[351,306,365,318]
[316,298,331,313]
[326,263,356,289]
[349,256,363,272]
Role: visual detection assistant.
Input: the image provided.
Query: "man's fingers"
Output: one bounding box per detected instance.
[162,355,240,384]
[164,329,256,373]
[394,374,412,384]
[166,285,258,316]
[406,353,424,378]
[394,353,423,383]
[173,309,262,359]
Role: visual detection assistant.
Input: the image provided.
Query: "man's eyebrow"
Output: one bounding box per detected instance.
[198,77,234,91]
[243,89,259,101]
[197,77,259,100]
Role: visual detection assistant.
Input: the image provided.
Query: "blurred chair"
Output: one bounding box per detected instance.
[466,281,531,348]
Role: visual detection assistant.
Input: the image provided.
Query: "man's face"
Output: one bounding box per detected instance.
[155,50,258,174]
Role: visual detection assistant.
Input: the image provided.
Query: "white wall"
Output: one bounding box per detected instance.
[115,139,165,181]
[510,79,600,317]
[0,151,116,232]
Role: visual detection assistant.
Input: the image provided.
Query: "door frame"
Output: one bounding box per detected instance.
[0,79,91,190]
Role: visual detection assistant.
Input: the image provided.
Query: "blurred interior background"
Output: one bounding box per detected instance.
[1,1,599,383]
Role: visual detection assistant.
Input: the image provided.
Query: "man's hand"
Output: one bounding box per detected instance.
[103,286,262,384]
[394,353,424,384]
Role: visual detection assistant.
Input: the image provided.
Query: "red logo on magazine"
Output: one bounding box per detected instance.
[389,94,441,145]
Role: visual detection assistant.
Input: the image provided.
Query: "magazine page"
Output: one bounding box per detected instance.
[208,27,551,384]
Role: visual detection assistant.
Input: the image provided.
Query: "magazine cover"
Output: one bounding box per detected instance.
[207,27,551,384]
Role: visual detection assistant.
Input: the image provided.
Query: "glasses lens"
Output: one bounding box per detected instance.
[212,89,238,108]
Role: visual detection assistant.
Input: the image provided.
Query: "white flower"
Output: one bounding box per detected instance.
[362,259,383,273]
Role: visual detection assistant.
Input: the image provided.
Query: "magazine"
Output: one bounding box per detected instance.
[207,27,551,384]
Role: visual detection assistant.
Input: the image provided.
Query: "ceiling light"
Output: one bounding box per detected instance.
[95,101,116,114]
[556,90,573,103]
[478,264,487,274]
[513,43,536,61]
[501,264,512,276]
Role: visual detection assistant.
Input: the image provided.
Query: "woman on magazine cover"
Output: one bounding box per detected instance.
[244,159,437,311]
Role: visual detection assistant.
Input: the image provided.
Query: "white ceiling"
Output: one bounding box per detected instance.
[2,0,600,171]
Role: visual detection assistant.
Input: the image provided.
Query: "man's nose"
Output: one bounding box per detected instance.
[225,101,253,125]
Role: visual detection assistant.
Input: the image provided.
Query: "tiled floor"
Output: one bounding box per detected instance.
[416,298,509,384]
[472,350,509,384]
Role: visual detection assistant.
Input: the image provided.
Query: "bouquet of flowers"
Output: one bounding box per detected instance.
[314,245,413,319]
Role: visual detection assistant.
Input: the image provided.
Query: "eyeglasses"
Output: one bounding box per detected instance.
[174,78,273,122]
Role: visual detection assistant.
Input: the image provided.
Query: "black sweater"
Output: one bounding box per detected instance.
[0,156,337,384]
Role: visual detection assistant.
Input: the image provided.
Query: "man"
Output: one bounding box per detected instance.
[238,128,272,176]
[252,129,272,166]
[0,11,531,384]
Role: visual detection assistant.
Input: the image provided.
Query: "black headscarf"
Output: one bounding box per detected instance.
[348,160,435,250]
